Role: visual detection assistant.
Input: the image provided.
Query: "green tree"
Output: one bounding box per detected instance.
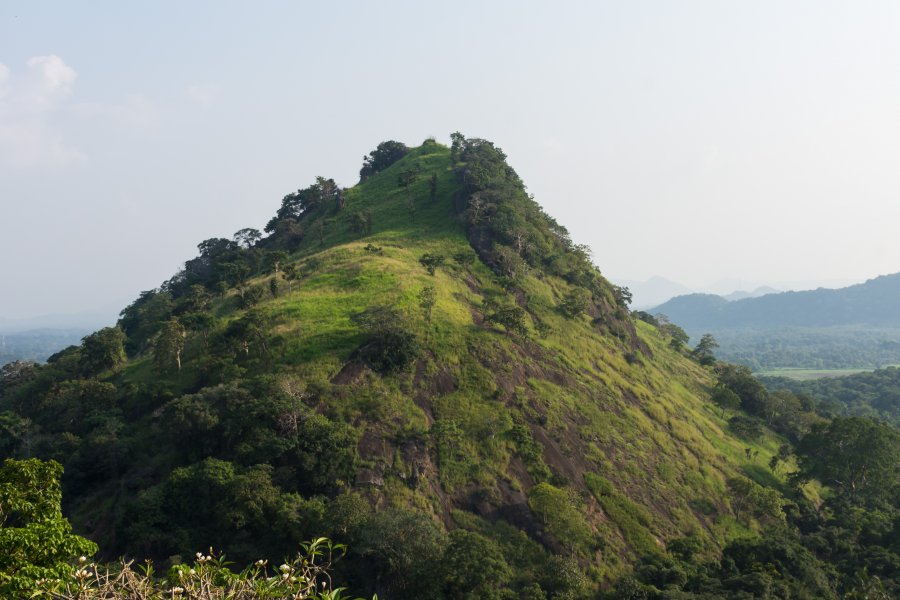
[0,412,36,458]
[78,326,126,376]
[351,211,372,235]
[264,250,289,279]
[441,530,512,599]
[429,172,438,202]
[716,363,771,417]
[558,288,590,319]
[181,311,215,351]
[351,307,420,373]
[692,333,719,365]
[154,318,186,373]
[224,310,270,358]
[197,236,237,257]
[728,415,764,439]
[528,482,593,553]
[232,227,262,249]
[711,384,741,418]
[660,323,689,351]
[614,285,633,308]
[726,476,785,524]
[484,303,529,337]
[397,169,417,192]
[418,286,437,324]
[452,250,475,268]
[494,245,527,279]
[450,131,465,162]
[359,140,409,181]
[240,283,267,308]
[283,263,299,291]
[357,508,446,598]
[633,311,659,327]
[222,262,252,299]
[117,289,174,354]
[182,283,212,313]
[419,252,445,275]
[0,459,98,595]
[795,416,899,505]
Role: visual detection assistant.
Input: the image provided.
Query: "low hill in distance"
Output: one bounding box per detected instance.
[0,308,119,364]
[0,329,91,364]
[616,276,693,309]
[620,276,781,313]
[652,274,900,330]
[651,277,900,371]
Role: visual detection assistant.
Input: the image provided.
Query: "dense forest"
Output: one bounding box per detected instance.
[761,366,900,427]
[708,326,900,371]
[1,137,898,598]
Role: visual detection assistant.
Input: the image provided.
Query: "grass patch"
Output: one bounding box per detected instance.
[585,473,660,558]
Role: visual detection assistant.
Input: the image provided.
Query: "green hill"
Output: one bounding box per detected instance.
[1,136,896,599]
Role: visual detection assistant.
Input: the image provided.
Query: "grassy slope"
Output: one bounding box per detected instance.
[100,142,788,582]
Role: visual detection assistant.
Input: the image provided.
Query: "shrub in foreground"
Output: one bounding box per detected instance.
[36,538,370,600]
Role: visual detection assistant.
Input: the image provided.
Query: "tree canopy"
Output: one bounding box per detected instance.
[359,140,409,181]
[795,416,899,505]
[0,459,98,595]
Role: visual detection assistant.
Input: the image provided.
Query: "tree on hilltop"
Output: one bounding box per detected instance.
[359,140,409,181]
[233,228,262,249]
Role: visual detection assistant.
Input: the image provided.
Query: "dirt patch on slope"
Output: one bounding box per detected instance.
[331,360,368,385]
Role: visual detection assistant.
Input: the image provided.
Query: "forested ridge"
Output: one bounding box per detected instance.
[761,366,900,427]
[652,276,900,330]
[650,281,900,371]
[1,137,897,598]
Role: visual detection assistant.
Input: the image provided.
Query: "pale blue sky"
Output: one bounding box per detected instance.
[2,1,900,319]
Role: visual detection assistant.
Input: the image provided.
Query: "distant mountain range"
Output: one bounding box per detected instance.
[0,328,90,364]
[721,286,780,301]
[618,276,693,309]
[646,274,900,370]
[620,276,778,309]
[651,273,900,330]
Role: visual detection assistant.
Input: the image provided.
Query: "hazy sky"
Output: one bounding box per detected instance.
[2,1,900,320]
